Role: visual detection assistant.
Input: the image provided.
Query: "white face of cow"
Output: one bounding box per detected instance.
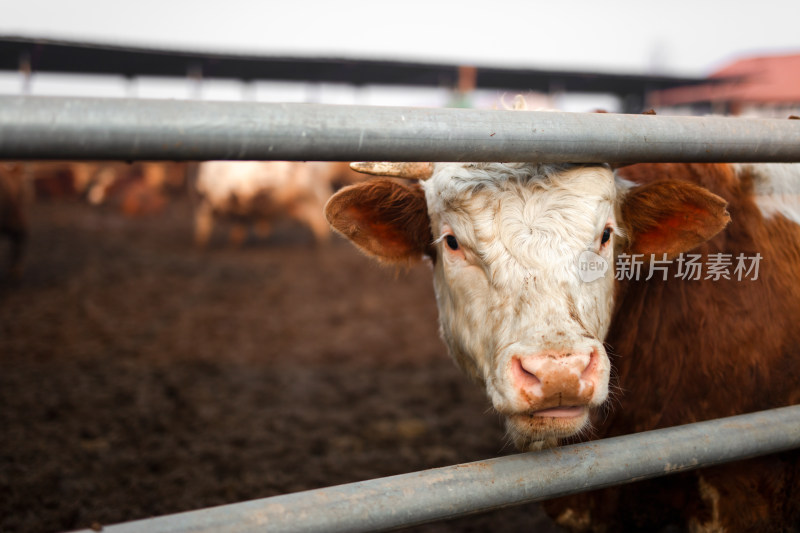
[325,159,729,453]
[422,163,617,449]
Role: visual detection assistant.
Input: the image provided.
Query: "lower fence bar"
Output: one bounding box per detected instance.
[3,96,800,163]
[70,405,800,533]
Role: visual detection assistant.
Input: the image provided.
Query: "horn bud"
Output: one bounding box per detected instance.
[349,162,434,180]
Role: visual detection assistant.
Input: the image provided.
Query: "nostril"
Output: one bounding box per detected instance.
[580,349,598,380]
[511,356,541,388]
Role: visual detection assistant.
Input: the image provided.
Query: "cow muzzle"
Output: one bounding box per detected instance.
[500,347,607,450]
[509,348,607,418]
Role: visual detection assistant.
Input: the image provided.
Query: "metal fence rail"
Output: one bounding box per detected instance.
[2,95,800,163]
[68,405,800,533]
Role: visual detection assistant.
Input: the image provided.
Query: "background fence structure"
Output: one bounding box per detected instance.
[2,96,799,532]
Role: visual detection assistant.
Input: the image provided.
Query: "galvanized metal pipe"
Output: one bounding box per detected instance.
[69,405,800,533]
[3,96,800,162]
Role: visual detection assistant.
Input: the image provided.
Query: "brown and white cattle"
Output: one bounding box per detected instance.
[325,159,800,531]
[86,162,187,216]
[194,161,340,247]
[23,161,96,200]
[19,161,187,216]
[0,163,27,279]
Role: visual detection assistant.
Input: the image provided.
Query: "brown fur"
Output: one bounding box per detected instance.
[545,163,800,531]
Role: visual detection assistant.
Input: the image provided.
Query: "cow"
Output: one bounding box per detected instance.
[18,161,187,216]
[0,163,27,280]
[194,161,350,247]
[22,161,96,200]
[324,158,800,531]
[85,162,187,216]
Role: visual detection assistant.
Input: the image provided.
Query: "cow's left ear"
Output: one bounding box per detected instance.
[324,178,433,263]
[620,180,730,257]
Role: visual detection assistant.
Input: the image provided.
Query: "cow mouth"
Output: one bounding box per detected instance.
[530,406,587,418]
[505,405,591,449]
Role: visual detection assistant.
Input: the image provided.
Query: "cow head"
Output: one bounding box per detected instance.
[325,162,729,450]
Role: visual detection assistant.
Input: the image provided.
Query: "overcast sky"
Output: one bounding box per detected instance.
[3,0,799,76]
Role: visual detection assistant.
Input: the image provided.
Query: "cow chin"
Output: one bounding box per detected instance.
[505,408,592,452]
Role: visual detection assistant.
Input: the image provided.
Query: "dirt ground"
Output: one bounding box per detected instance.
[0,197,561,533]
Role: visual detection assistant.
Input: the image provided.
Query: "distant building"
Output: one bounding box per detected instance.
[1,36,709,113]
[650,53,800,117]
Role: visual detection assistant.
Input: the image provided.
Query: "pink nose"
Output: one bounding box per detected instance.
[510,350,599,409]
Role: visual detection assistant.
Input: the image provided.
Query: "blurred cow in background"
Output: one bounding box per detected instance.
[194,161,363,247]
[0,163,28,280]
[25,161,96,200]
[22,161,188,216]
[85,162,188,216]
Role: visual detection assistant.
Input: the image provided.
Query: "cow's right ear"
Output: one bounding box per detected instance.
[324,178,433,263]
[619,179,730,258]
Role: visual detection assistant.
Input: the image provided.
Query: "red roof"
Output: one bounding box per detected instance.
[652,53,800,106]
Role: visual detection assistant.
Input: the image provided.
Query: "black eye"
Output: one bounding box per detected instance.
[601,227,612,246]
[445,234,459,251]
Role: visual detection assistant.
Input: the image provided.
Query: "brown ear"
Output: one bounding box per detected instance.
[620,180,730,257]
[324,178,433,263]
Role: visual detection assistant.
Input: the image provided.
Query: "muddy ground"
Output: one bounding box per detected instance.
[0,198,561,532]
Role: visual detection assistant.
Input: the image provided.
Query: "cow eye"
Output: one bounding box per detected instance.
[445,235,459,251]
[601,227,612,246]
